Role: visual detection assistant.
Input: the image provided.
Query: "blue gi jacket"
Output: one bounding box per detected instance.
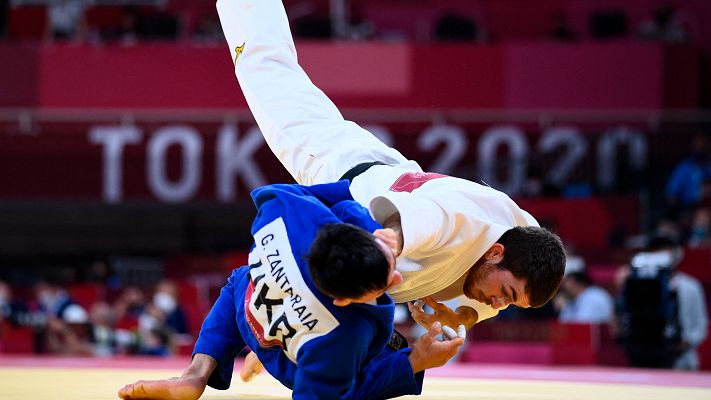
[195,180,423,399]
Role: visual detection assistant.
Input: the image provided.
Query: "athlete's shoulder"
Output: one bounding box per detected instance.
[330,200,381,232]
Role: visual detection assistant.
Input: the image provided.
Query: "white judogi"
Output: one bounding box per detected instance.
[217,0,538,322]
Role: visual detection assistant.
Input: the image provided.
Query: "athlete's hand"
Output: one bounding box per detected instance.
[408,321,464,373]
[374,228,401,257]
[408,297,477,330]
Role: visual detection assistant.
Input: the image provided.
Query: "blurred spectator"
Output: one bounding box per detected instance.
[120,280,189,356]
[88,302,116,357]
[646,236,709,370]
[0,281,28,327]
[434,12,478,42]
[665,135,711,217]
[46,0,87,41]
[136,303,169,355]
[44,309,93,356]
[686,207,711,247]
[113,286,146,331]
[654,217,684,245]
[638,5,688,43]
[34,280,92,355]
[35,280,87,324]
[87,259,120,289]
[151,280,188,335]
[668,250,709,370]
[556,272,614,324]
[563,246,586,275]
[671,268,709,370]
[138,328,171,356]
[192,13,224,43]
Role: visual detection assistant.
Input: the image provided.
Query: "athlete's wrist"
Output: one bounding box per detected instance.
[455,306,478,329]
[182,353,218,382]
[407,351,426,373]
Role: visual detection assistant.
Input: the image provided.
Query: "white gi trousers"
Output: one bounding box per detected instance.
[217,0,420,186]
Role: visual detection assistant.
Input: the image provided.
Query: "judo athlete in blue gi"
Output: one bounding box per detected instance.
[118,181,464,400]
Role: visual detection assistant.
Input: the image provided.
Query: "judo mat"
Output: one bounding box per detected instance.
[0,356,710,400]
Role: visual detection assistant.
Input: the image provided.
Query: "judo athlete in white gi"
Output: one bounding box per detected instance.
[217,0,567,332]
[117,181,464,400]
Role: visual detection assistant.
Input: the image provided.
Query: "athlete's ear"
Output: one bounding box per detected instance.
[387,271,404,290]
[333,298,352,307]
[485,243,505,264]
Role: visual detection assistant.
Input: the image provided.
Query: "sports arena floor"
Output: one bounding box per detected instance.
[1,356,710,400]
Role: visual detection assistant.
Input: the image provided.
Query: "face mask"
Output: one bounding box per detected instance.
[153,292,177,313]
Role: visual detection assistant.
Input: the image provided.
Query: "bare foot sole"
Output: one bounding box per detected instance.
[117,376,206,400]
[240,351,265,382]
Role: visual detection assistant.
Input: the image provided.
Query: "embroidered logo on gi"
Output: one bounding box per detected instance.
[390,172,448,193]
[244,218,339,362]
[234,42,246,65]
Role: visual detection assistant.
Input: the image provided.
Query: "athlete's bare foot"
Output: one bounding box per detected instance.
[117,376,206,400]
[239,351,265,382]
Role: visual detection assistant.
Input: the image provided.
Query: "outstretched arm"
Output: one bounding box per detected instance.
[216,0,409,185]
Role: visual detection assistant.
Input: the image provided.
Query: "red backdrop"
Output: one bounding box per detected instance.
[0,42,699,110]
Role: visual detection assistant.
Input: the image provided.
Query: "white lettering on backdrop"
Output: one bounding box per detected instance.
[88,126,142,203]
[89,123,648,202]
[147,126,203,203]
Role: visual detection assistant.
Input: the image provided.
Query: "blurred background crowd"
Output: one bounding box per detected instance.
[0,277,194,357]
[1,0,710,373]
[0,0,703,43]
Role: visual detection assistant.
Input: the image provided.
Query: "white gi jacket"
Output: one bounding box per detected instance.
[351,164,540,321]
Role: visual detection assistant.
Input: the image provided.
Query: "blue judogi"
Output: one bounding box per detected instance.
[194,181,424,399]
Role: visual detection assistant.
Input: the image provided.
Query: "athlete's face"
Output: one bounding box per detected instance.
[463,244,530,309]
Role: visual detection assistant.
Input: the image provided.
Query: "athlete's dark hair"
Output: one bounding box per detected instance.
[496,226,566,308]
[307,223,390,299]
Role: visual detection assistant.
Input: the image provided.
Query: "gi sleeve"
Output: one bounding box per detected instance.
[292,326,421,399]
[192,270,248,390]
[344,347,424,399]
